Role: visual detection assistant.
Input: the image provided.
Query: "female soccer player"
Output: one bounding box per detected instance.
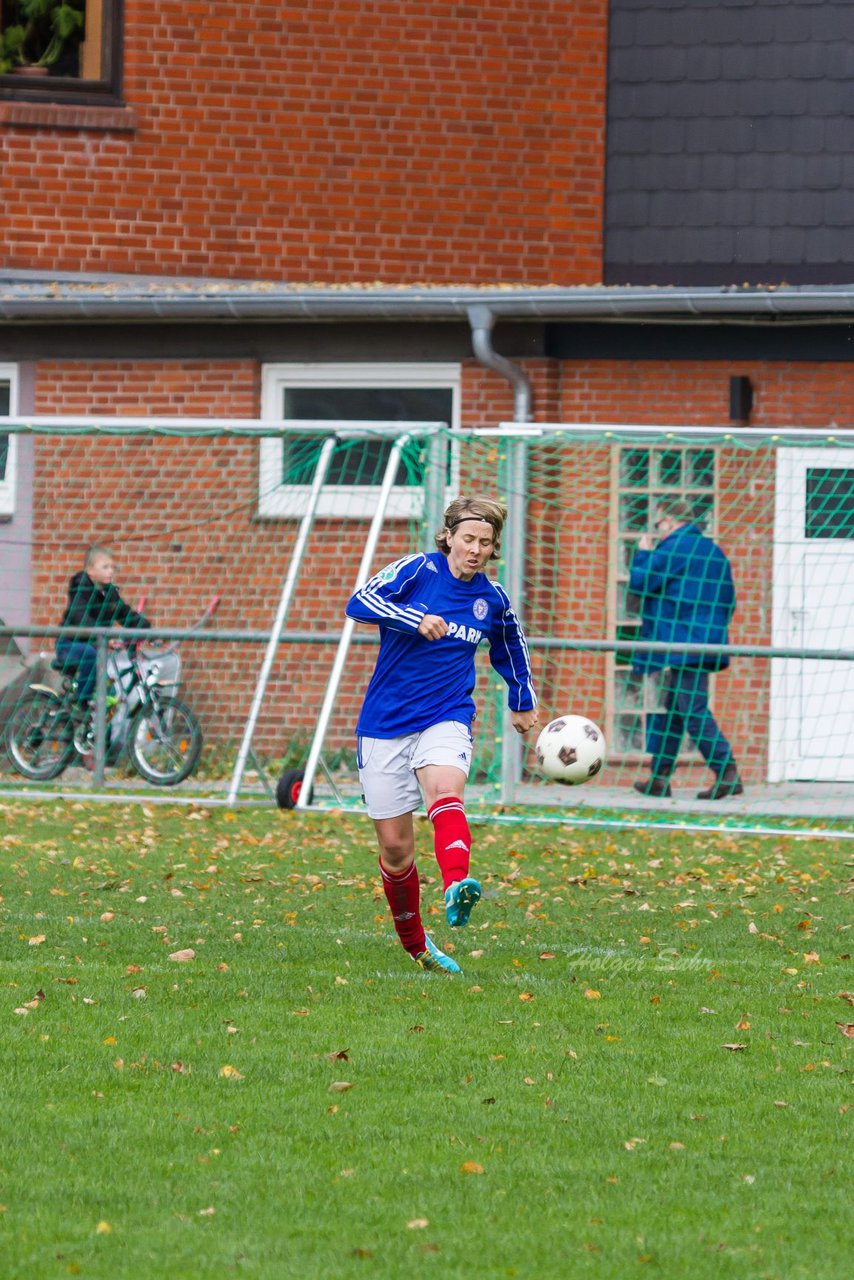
[345,496,539,975]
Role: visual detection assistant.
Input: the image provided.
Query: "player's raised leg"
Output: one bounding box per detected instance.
[420,761,481,929]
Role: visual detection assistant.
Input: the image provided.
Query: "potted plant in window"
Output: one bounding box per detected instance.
[0,0,84,76]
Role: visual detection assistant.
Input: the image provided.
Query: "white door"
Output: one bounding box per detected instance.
[770,447,854,781]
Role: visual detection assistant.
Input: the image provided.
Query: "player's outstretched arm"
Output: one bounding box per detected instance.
[487,585,537,714]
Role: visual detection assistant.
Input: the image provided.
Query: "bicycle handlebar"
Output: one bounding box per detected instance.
[138,596,221,659]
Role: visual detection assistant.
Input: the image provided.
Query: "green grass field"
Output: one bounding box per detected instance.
[0,800,851,1280]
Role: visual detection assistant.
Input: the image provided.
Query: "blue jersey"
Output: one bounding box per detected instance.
[345,550,537,738]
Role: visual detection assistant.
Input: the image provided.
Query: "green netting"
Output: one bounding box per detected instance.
[0,423,447,802]
[805,466,854,538]
[1,418,854,838]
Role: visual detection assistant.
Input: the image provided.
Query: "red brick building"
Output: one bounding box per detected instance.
[2,1,853,785]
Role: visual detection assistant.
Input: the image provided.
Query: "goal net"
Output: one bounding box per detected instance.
[297,421,854,837]
[1,416,853,836]
[493,423,854,835]
[0,417,448,798]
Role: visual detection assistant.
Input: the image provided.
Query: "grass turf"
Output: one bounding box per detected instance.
[0,800,851,1279]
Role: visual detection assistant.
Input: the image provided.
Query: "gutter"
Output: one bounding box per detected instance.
[468,305,532,422]
[3,273,854,323]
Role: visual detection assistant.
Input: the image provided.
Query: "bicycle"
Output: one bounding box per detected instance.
[5,599,218,786]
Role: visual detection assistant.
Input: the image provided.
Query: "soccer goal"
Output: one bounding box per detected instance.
[483,422,854,836]
[283,420,854,837]
[2,415,853,837]
[0,415,450,802]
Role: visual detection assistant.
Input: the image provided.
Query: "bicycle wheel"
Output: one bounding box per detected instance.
[127,696,203,785]
[5,692,76,780]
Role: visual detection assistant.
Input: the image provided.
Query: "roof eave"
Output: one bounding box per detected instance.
[3,279,854,323]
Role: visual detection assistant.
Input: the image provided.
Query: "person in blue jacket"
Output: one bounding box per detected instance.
[346,495,539,975]
[629,497,742,801]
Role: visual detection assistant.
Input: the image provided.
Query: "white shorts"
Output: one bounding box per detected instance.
[357,720,474,820]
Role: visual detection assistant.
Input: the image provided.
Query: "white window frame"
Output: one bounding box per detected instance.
[259,362,461,519]
[0,364,18,518]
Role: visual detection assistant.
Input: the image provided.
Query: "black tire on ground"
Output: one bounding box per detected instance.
[276,767,314,809]
[126,696,203,786]
[5,691,76,780]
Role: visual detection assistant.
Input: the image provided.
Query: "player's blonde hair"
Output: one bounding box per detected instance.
[435,496,507,560]
[85,544,113,567]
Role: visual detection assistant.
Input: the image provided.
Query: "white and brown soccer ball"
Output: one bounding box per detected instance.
[535,715,606,785]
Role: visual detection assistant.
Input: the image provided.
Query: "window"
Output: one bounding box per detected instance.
[805,468,854,540]
[0,365,18,516]
[260,364,460,519]
[0,0,122,103]
[609,443,718,755]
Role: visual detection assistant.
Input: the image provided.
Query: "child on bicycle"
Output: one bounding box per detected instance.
[56,545,151,715]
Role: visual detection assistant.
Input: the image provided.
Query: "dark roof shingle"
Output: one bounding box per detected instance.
[605,0,854,285]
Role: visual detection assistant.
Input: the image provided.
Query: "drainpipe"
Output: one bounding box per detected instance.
[468,306,533,803]
[468,305,532,424]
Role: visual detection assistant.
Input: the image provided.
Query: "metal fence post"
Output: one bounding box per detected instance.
[92,634,108,787]
[422,428,448,545]
[500,430,529,805]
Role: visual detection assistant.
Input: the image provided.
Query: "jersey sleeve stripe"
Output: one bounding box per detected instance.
[358,589,424,626]
[353,553,428,626]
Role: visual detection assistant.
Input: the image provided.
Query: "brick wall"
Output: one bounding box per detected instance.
[0,1,608,285]
[27,355,854,781]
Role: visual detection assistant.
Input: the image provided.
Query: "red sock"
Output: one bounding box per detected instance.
[427,796,471,889]
[379,859,426,956]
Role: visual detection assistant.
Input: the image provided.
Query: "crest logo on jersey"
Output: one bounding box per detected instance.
[378,565,397,582]
[473,598,488,621]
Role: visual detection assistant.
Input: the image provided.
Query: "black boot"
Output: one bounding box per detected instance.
[697,763,743,800]
[633,776,672,798]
